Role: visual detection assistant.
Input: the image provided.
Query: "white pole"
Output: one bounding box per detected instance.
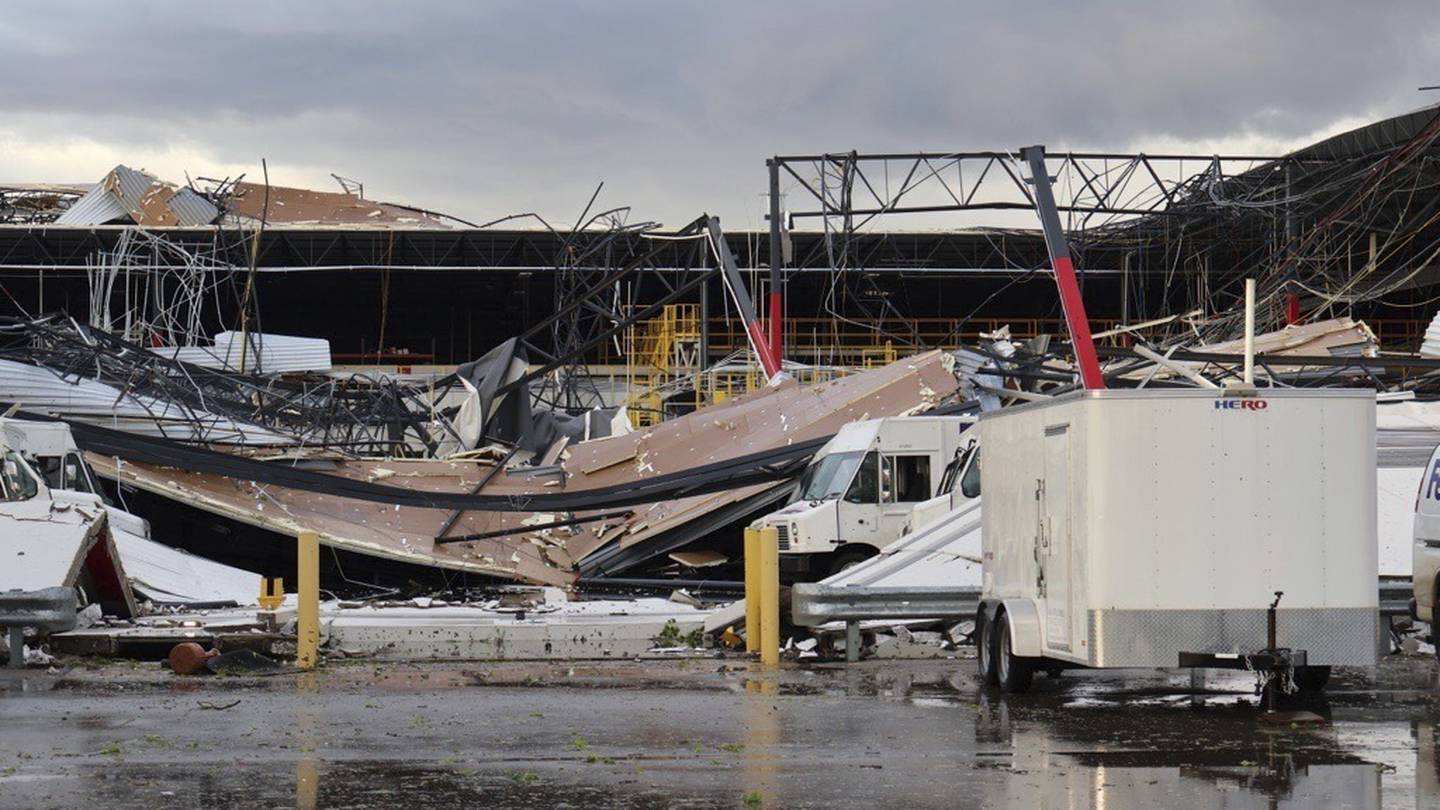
[1243,278,1256,386]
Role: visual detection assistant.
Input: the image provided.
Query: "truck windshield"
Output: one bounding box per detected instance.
[0,451,39,502]
[797,450,867,501]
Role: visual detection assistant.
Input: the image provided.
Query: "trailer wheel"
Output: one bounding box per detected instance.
[1293,665,1331,692]
[977,613,998,686]
[995,612,1034,693]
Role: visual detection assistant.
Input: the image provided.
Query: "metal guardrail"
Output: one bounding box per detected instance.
[792,585,982,627]
[0,587,76,668]
[1379,577,1414,618]
[792,584,979,663]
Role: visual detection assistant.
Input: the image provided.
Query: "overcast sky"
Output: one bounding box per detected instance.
[3,2,1438,229]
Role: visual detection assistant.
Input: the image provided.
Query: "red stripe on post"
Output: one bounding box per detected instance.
[1051,255,1106,390]
[767,291,783,364]
[746,320,780,378]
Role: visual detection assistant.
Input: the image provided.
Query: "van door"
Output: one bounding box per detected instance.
[877,454,932,540]
[1041,425,1073,651]
[836,451,882,547]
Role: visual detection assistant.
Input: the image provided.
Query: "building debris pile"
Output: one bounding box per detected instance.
[7,105,1440,666]
[0,315,447,451]
[81,349,960,587]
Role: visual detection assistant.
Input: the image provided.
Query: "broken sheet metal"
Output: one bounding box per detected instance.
[1195,316,1379,359]
[88,351,961,587]
[156,332,333,375]
[0,469,137,619]
[1113,317,1382,386]
[448,337,628,455]
[55,165,218,227]
[0,416,261,607]
[108,513,261,606]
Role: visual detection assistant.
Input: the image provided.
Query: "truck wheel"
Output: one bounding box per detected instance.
[996,612,1034,693]
[977,613,999,686]
[828,549,874,576]
[1293,665,1331,692]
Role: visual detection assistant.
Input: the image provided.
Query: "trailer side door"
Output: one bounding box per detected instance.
[1042,424,1073,651]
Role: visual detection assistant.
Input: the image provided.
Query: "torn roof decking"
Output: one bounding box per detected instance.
[223,182,456,229]
[55,165,218,227]
[44,165,458,230]
[87,351,959,586]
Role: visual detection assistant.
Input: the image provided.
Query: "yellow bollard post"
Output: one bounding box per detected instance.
[743,527,760,653]
[759,525,780,666]
[296,530,320,670]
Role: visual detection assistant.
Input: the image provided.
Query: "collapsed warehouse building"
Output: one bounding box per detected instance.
[4,104,1440,609]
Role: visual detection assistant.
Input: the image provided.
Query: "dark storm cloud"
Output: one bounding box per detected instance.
[1,1,1436,225]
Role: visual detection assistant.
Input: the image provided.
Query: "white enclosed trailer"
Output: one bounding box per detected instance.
[976,388,1379,693]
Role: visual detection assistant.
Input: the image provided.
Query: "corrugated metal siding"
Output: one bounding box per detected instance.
[167,187,219,226]
[54,165,217,226]
[154,332,332,373]
[1422,309,1440,358]
[53,166,143,225]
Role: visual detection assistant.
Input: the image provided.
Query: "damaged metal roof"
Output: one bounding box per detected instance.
[223,181,456,229]
[55,165,219,227]
[88,351,961,587]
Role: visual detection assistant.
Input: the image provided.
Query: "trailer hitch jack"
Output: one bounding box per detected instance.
[1267,590,1283,651]
[1253,590,1300,713]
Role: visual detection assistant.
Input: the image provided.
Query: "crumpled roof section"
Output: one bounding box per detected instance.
[55,165,219,227]
[223,181,455,229]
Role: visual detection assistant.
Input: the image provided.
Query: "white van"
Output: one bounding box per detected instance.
[1412,444,1440,656]
[754,416,975,578]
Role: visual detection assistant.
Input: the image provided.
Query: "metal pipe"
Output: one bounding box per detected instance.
[767,159,784,365]
[434,445,521,540]
[1243,278,1256,385]
[1133,344,1219,389]
[434,509,632,544]
[708,217,781,379]
[575,577,745,592]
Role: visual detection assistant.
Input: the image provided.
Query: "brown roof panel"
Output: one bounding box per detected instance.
[89,352,959,586]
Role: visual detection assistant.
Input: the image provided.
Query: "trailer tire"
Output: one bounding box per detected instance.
[977,612,999,686]
[1293,665,1331,692]
[995,612,1034,693]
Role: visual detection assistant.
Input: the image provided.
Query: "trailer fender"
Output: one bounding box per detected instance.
[998,599,1043,658]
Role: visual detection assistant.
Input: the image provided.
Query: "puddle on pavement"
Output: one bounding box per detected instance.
[7,659,1436,808]
[7,746,1403,810]
[992,758,1384,808]
[12,762,727,810]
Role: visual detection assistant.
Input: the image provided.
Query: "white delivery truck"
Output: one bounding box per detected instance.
[754,416,976,578]
[976,388,1379,694]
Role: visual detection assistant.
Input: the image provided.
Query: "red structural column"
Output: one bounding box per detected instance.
[1021,146,1106,390]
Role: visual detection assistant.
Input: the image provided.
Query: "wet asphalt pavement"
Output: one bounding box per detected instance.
[2,654,1439,809]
